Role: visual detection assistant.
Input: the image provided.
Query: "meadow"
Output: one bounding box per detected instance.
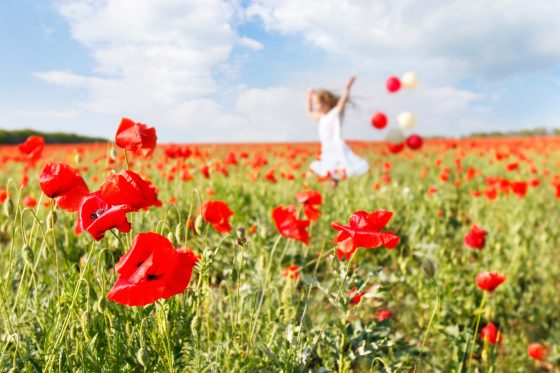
[0,131,559,372]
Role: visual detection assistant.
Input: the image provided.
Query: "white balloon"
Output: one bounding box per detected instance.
[397,112,416,129]
[401,72,419,89]
[385,127,406,144]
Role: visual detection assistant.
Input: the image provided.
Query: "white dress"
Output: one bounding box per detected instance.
[310,107,369,179]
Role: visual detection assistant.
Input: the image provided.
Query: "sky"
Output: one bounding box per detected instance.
[1,0,560,143]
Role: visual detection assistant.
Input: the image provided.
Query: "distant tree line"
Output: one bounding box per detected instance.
[0,129,107,144]
[466,127,560,138]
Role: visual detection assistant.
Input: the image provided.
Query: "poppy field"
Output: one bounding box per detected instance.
[1,122,559,372]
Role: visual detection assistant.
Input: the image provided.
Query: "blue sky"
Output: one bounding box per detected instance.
[1,0,560,142]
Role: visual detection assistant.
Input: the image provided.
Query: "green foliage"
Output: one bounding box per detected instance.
[0,141,559,371]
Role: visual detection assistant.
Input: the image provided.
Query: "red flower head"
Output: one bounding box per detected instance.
[527,343,547,361]
[107,233,199,306]
[464,225,487,250]
[295,190,322,221]
[115,118,157,157]
[39,163,89,212]
[476,272,507,292]
[201,200,233,234]
[100,170,161,211]
[272,205,310,244]
[347,288,364,305]
[376,308,394,322]
[23,195,37,207]
[387,142,405,154]
[331,210,399,260]
[18,136,45,163]
[480,323,502,345]
[281,265,301,282]
[75,192,131,241]
[511,181,528,198]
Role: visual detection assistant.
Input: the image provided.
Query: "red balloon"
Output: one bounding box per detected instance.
[386,76,401,93]
[387,142,405,154]
[371,112,388,129]
[406,134,423,150]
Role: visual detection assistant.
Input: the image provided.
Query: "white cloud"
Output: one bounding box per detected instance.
[247,0,560,79]
[238,37,264,50]
[24,0,559,142]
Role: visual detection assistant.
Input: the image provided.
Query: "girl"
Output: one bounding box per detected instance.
[307,76,369,181]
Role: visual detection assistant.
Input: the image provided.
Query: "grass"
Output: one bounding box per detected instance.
[0,138,559,372]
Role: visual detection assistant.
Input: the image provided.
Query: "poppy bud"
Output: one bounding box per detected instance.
[0,220,10,236]
[45,228,55,248]
[167,232,178,247]
[421,257,438,278]
[236,226,246,245]
[46,211,57,230]
[136,347,149,367]
[3,198,14,217]
[74,153,82,164]
[175,223,185,242]
[22,244,34,265]
[194,215,205,235]
[190,315,200,337]
[109,147,117,160]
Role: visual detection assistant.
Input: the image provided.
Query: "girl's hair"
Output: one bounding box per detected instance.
[314,89,340,109]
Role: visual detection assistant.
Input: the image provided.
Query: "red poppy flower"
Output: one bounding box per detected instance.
[107,233,199,306]
[39,163,89,212]
[295,190,322,221]
[18,136,45,163]
[282,265,300,282]
[511,181,528,198]
[115,117,157,157]
[22,195,37,207]
[272,205,310,244]
[480,323,502,345]
[75,192,131,240]
[376,308,394,321]
[331,210,399,260]
[387,142,405,154]
[201,200,233,234]
[464,225,487,250]
[527,343,546,361]
[476,272,507,292]
[100,170,161,211]
[347,288,364,305]
[0,188,7,204]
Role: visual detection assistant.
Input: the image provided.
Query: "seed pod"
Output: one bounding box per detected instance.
[167,232,178,247]
[194,215,205,235]
[136,347,149,367]
[22,244,34,265]
[3,198,14,217]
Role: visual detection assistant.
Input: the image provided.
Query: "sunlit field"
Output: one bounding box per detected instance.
[1,133,559,371]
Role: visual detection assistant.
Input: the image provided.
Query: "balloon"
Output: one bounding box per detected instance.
[371,112,388,129]
[401,72,419,89]
[397,112,416,129]
[385,127,406,144]
[406,134,423,150]
[387,142,405,154]
[386,76,401,93]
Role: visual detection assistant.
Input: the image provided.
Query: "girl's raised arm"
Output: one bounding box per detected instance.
[336,76,356,114]
[306,88,321,120]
